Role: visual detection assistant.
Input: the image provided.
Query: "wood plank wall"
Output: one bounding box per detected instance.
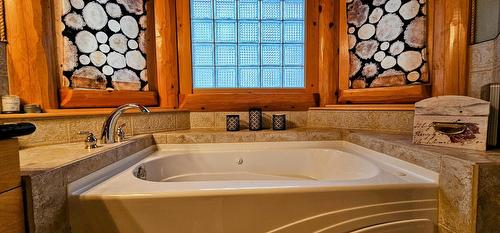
[4,0,58,109]
[0,139,25,233]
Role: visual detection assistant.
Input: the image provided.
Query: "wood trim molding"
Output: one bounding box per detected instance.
[0,108,186,119]
[430,0,470,96]
[339,85,432,104]
[6,0,165,110]
[180,93,319,111]
[336,0,470,104]
[337,0,350,93]
[176,0,193,101]
[306,0,320,93]
[154,0,179,108]
[176,0,319,110]
[318,0,337,106]
[59,89,158,108]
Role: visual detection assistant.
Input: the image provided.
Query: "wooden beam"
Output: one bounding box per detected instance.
[339,85,432,104]
[154,0,179,108]
[318,0,337,106]
[306,0,319,93]
[59,89,158,108]
[337,0,349,92]
[176,0,193,103]
[430,0,471,96]
[5,0,58,110]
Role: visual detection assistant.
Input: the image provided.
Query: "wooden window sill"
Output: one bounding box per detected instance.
[0,108,187,120]
[181,93,319,111]
[59,89,160,108]
[338,85,431,104]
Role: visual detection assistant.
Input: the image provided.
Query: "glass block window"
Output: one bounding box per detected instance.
[191,0,305,88]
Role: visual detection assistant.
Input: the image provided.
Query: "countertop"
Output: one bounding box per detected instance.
[19,128,500,177]
[17,128,500,233]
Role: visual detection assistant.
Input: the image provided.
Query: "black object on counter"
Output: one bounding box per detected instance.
[249,108,263,131]
[226,115,240,131]
[272,114,286,130]
[0,123,36,139]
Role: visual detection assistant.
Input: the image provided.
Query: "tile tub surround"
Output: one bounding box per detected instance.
[0,109,412,148]
[307,109,414,132]
[469,34,500,98]
[345,131,500,233]
[476,164,500,233]
[0,111,190,148]
[21,135,156,233]
[190,109,414,133]
[190,111,309,129]
[20,128,500,233]
[152,128,344,144]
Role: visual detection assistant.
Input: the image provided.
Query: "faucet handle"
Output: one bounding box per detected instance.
[78,131,98,149]
[116,123,127,142]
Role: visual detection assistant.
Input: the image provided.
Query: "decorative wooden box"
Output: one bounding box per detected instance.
[413,96,490,151]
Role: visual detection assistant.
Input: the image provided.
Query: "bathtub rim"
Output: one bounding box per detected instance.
[69,141,439,199]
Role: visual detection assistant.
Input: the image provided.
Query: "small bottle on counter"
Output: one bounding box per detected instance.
[1,95,21,114]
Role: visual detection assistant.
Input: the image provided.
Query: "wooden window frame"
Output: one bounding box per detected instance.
[55,0,160,108]
[175,0,320,111]
[3,0,473,113]
[5,0,161,110]
[334,0,471,104]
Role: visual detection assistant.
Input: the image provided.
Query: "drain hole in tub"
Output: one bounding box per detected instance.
[134,165,147,180]
[237,158,244,165]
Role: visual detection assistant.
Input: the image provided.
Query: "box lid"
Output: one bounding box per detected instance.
[415,95,490,116]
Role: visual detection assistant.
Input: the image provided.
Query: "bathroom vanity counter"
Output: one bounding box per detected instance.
[18,128,500,233]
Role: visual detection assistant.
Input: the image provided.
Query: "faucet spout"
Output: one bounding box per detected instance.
[101,103,150,144]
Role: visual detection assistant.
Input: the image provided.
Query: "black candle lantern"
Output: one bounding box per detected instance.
[248,108,263,131]
[272,114,286,130]
[226,115,240,131]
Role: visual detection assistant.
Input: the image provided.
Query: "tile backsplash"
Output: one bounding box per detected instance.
[190,111,309,129]
[469,34,500,98]
[0,111,189,148]
[0,109,414,148]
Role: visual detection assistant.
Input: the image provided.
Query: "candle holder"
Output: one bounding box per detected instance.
[226,115,240,131]
[272,114,287,130]
[248,108,262,131]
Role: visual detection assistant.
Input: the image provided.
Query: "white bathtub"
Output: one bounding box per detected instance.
[69,141,438,233]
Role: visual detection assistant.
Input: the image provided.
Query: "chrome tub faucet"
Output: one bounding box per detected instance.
[101,103,150,144]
